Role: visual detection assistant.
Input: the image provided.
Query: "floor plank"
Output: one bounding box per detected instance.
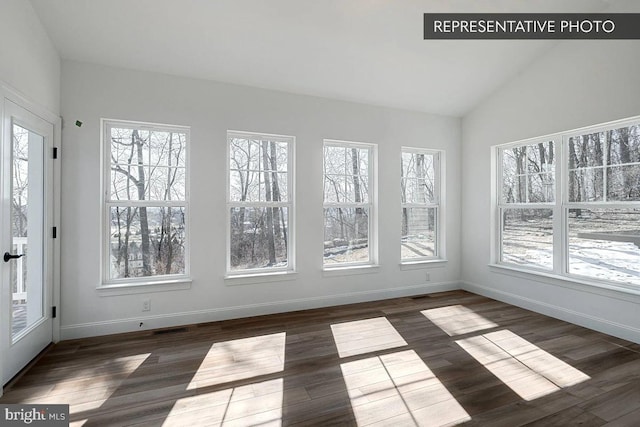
[2,290,640,426]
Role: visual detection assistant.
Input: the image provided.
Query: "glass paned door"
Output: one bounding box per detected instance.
[2,99,54,386]
[10,123,45,341]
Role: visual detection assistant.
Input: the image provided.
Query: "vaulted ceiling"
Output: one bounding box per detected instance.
[31,0,614,116]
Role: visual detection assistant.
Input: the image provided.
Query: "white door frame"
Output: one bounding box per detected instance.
[0,83,61,395]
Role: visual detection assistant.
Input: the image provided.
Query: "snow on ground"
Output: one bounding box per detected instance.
[503,219,640,286]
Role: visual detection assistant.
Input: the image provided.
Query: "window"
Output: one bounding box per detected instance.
[227,131,294,275]
[103,120,189,284]
[323,140,377,267]
[496,117,640,289]
[401,148,443,262]
[566,124,640,285]
[499,140,556,271]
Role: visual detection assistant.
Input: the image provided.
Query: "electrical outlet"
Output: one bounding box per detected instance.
[142,299,151,312]
[425,272,431,282]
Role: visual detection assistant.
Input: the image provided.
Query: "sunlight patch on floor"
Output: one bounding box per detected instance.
[422,305,498,336]
[456,330,590,401]
[164,378,283,426]
[341,350,470,426]
[23,353,152,415]
[331,317,407,358]
[187,332,285,390]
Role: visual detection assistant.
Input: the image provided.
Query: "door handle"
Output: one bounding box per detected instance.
[3,252,24,262]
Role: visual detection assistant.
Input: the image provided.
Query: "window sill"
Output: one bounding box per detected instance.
[400,259,447,270]
[489,263,640,302]
[97,278,192,296]
[323,264,380,277]
[224,271,298,286]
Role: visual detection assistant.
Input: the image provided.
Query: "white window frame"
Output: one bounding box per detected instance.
[400,147,445,263]
[101,119,190,287]
[226,130,295,277]
[323,139,378,269]
[493,115,640,293]
[495,137,561,273]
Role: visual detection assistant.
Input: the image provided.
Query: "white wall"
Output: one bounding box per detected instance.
[461,36,640,342]
[60,60,461,339]
[0,0,60,114]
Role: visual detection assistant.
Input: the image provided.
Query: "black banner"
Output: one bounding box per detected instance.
[424,13,640,39]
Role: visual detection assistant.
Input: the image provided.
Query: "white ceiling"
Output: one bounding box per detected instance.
[30,0,613,117]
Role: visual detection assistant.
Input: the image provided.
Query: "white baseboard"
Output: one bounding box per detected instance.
[61,281,461,340]
[461,280,640,344]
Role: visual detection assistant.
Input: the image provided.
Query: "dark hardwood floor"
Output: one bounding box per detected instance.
[2,290,640,426]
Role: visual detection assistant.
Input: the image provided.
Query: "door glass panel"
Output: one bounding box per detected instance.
[11,123,45,340]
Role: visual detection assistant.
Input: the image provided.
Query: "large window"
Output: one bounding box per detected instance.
[323,140,376,267]
[103,120,189,284]
[227,131,294,275]
[401,148,443,262]
[496,118,640,289]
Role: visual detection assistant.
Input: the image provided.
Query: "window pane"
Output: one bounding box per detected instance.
[401,152,416,178]
[502,147,526,203]
[229,207,288,271]
[356,147,369,174]
[169,167,186,200]
[528,173,555,203]
[273,172,288,202]
[401,207,436,260]
[111,128,151,166]
[109,206,186,279]
[568,168,604,202]
[403,178,417,204]
[418,177,436,203]
[110,168,141,201]
[229,170,260,202]
[607,165,640,201]
[502,142,554,204]
[324,146,346,175]
[527,142,555,174]
[259,140,279,172]
[229,138,250,170]
[568,133,605,169]
[149,131,186,168]
[147,167,186,201]
[568,209,640,286]
[323,207,369,265]
[344,174,368,203]
[501,208,553,270]
[606,125,640,166]
[503,174,526,204]
[275,142,288,172]
[110,128,137,165]
[324,175,346,203]
[232,139,260,171]
[400,178,409,204]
